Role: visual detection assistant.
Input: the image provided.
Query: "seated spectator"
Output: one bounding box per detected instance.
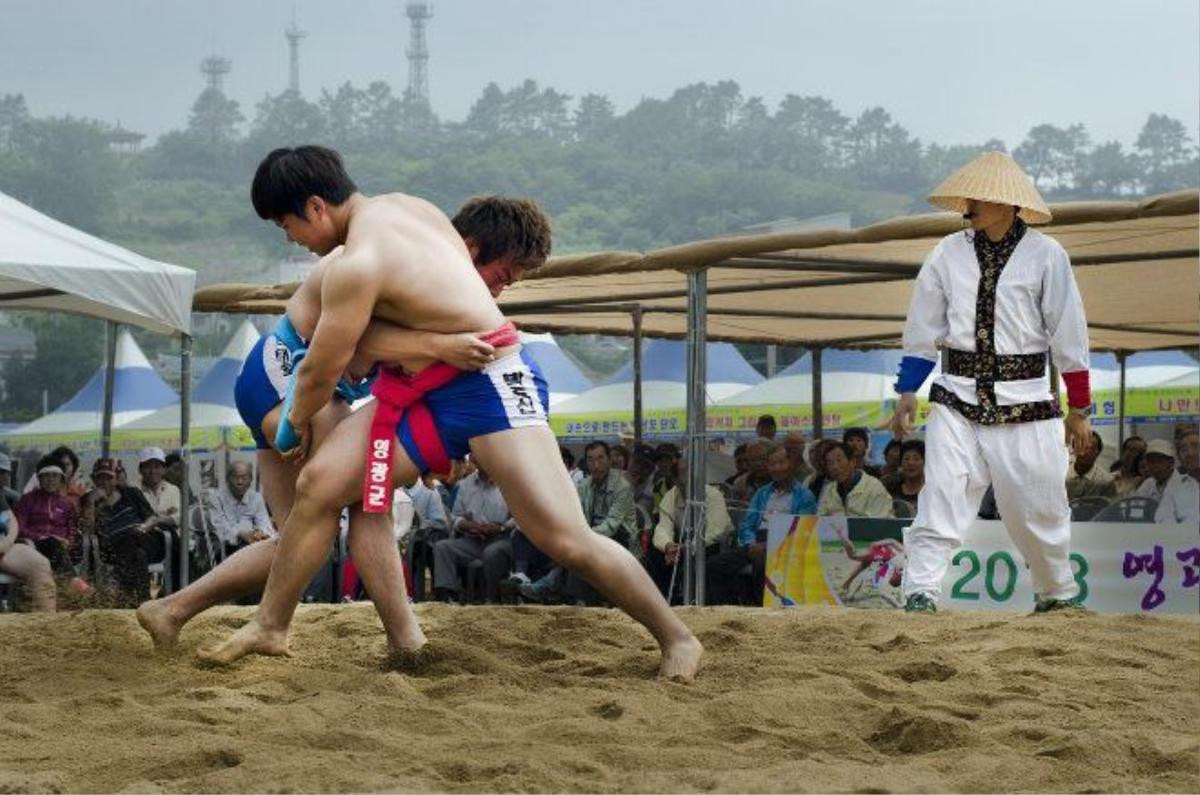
[885,439,926,511]
[0,453,21,505]
[0,496,56,611]
[706,443,816,605]
[23,446,87,505]
[1066,431,1116,501]
[138,448,181,532]
[439,458,474,515]
[12,456,79,576]
[804,438,840,500]
[818,442,894,518]
[432,462,514,603]
[80,458,167,605]
[880,439,902,481]
[842,428,880,477]
[723,443,748,494]
[610,444,630,472]
[1110,436,1147,498]
[520,440,636,605]
[730,440,771,504]
[647,453,732,600]
[162,452,198,506]
[405,473,450,601]
[1135,439,1199,525]
[652,443,681,516]
[782,431,812,482]
[626,443,659,534]
[1178,430,1200,482]
[756,414,778,441]
[562,446,586,486]
[204,461,275,556]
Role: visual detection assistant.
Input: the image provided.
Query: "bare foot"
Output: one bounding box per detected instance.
[136,599,184,651]
[386,624,428,656]
[658,635,704,682]
[196,620,288,666]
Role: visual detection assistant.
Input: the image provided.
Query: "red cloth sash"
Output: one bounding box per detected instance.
[362,322,519,513]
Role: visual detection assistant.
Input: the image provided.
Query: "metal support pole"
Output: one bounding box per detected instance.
[1117,351,1128,448]
[100,322,118,458]
[632,305,644,449]
[812,348,824,439]
[766,344,778,378]
[683,270,708,606]
[179,334,193,588]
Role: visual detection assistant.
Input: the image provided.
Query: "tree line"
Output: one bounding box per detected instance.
[0,78,1195,421]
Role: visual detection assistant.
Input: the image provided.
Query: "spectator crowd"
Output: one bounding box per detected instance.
[0,418,1195,612]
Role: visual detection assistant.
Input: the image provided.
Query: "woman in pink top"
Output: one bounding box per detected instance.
[13,455,79,575]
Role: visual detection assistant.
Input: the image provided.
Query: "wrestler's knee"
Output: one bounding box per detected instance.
[294,459,353,511]
[540,532,593,572]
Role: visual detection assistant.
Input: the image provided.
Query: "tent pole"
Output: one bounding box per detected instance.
[100,322,119,458]
[1117,351,1128,448]
[766,345,777,377]
[684,269,708,606]
[632,304,644,449]
[179,333,192,588]
[812,348,824,439]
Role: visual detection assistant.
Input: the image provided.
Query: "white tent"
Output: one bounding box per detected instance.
[518,332,593,406]
[4,328,177,438]
[121,320,260,431]
[0,190,194,335]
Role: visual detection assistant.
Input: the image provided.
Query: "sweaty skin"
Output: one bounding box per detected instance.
[201,192,703,681]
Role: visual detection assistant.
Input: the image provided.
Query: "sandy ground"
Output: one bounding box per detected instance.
[0,603,1196,794]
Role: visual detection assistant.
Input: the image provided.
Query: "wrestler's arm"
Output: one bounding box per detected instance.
[351,319,496,373]
[289,256,381,428]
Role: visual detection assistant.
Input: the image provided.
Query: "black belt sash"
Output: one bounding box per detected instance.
[930,221,1063,426]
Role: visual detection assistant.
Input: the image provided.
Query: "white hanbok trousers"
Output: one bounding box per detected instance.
[902,403,1077,601]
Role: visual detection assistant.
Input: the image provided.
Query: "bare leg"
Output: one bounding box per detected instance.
[137,539,277,649]
[470,427,702,681]
[199,404,421,664]
[345,505,426,653]
[0,544,56,612]
[138,401,348,649]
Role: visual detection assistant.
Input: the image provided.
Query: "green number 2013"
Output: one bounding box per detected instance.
[951,550,1089,603]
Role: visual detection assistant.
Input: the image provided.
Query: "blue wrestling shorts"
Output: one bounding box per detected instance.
[233,316,375,450]
[395,349,550,474]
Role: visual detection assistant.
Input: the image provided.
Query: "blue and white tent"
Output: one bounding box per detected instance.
[719,349,932,408]
[519,332,592,406]
[5,328,177,437]
[122,320,260,431]
[553,339,763,416]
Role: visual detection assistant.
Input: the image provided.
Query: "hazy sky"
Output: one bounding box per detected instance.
[2,0,1197,149]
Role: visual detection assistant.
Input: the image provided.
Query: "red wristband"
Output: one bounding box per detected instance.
[1061,370,1091,409]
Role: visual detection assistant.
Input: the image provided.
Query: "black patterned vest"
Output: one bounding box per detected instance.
[930,219,1063,425]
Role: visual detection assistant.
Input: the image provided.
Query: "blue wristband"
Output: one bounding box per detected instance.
[274,353,306,452]
[895,356,936,394]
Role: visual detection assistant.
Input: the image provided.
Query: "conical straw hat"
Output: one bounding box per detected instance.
[928,151,1052,224]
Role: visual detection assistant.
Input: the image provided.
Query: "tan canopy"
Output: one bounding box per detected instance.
[193,189,1199,351]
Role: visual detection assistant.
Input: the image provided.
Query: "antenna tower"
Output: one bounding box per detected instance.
[405,2,433,109]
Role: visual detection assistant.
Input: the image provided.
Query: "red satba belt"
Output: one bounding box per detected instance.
[362,321,519,513]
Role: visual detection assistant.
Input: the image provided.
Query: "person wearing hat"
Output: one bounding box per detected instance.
[889,151,1093,613]
[1134,439,1199,525]
[0,452,21,506]
[12,454,80,576]
[136,447,181,532]
[81,457,166,605]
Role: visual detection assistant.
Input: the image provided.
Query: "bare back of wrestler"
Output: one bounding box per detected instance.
[201,149,702,680]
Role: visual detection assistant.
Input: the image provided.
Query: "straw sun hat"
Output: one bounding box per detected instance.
[928,150,1052,224]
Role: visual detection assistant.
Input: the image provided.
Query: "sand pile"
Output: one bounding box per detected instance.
[0,603,1196,793]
